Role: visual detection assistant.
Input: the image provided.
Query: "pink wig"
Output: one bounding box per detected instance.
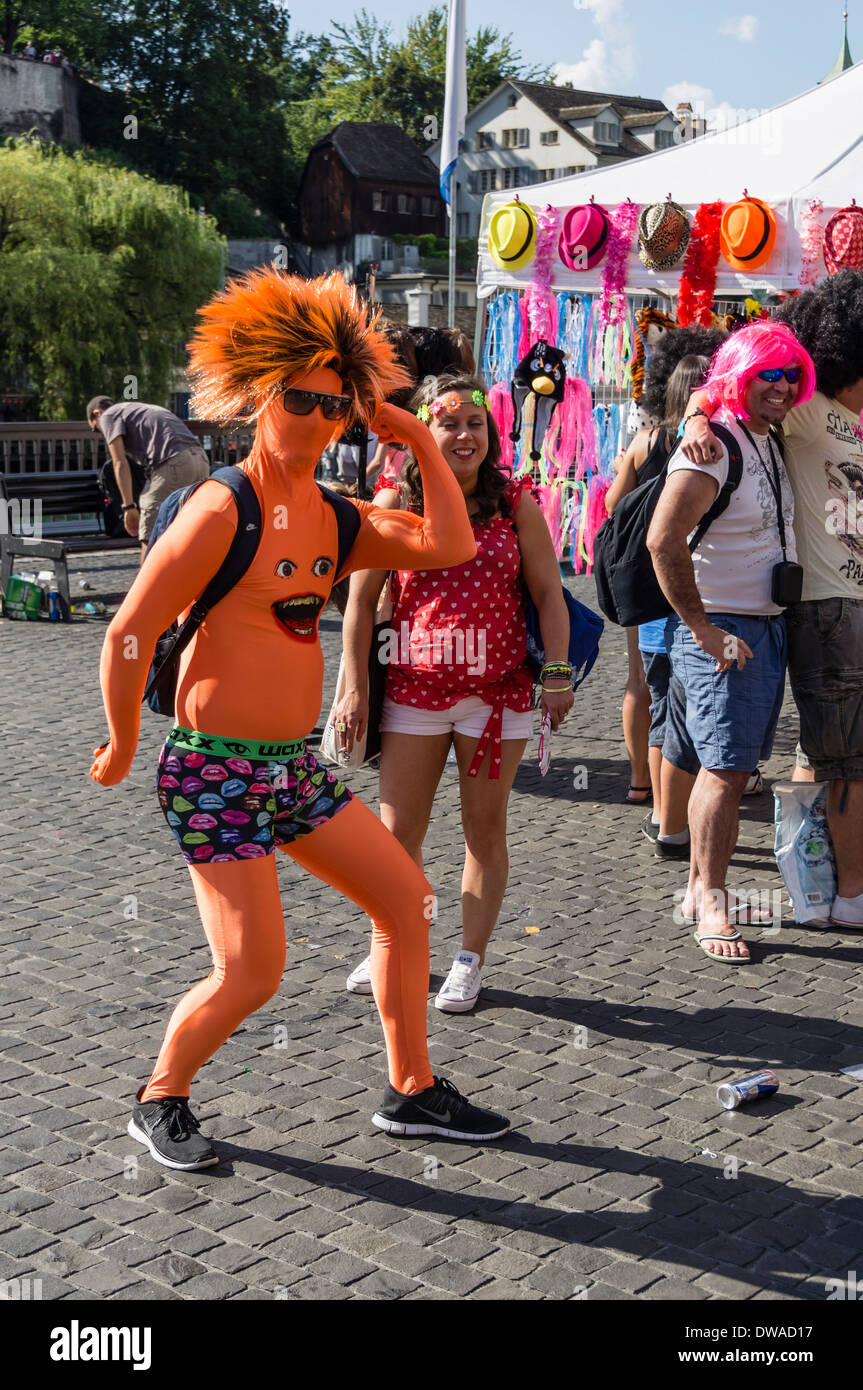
[704,321,816,419]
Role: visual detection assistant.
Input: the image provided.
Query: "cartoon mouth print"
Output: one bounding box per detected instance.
[270,555,333,641]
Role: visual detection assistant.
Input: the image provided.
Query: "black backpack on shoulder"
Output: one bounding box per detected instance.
[143,468,361,716]
[592,421,744,628]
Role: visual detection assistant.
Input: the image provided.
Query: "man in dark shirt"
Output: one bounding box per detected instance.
[87,397,210,556]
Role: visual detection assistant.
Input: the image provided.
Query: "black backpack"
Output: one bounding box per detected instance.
[98,455,147,537]
[592,421,744,628]
[143,467,361,716]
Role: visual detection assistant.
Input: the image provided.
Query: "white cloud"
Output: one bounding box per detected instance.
[555,1,635,90]
[719,15,759,42]
[663,81,715,112]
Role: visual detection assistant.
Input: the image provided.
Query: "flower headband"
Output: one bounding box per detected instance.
[416,389,489,422]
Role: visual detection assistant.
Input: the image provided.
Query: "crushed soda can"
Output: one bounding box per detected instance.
[717,1070,779,1110]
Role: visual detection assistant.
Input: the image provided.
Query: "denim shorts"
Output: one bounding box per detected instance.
[642,651,669,748]
[662,670,701,776]
[666,612,787,772]
[786,598,863,781]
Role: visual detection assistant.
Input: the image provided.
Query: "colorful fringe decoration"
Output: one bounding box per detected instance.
[556,292,591,380]
[482,291,520,387]
[631,306,677,401]
[523,205,562,348]
[587,299,636,390]
[488,381,516,474]
[798,199,824,287]
[597,200,639,329]
[677,201,724,327]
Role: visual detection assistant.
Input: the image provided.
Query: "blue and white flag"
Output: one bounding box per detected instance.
[440,0,467,205]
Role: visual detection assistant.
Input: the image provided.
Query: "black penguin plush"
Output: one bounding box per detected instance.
[511,340,567,461]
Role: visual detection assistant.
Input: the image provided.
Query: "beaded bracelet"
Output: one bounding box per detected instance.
[541,663,573,680]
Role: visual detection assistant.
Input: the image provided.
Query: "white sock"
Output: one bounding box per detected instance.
[651,813,660,826]
[658,829,690,845]
[834,890,863,916]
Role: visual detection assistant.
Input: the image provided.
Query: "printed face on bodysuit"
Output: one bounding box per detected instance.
[271,552,335,641]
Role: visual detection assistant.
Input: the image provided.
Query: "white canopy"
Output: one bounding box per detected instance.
[476,62,863,297]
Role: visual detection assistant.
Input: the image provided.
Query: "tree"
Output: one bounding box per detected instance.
[0,138,224,416]
[314,6,549,147]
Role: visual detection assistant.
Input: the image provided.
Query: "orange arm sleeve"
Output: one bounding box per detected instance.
[339,425,476,575]
[93,485,236,781]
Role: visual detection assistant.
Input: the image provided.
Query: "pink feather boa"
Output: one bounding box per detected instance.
[598,201,639,329]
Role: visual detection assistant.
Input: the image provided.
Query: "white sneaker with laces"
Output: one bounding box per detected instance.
[346,955,373,994]
[434,950,482,1013]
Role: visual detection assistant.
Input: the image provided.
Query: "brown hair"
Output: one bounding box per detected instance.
[401,373,509,524]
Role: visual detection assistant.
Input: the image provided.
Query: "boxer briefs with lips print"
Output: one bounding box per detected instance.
[157,725,353,864]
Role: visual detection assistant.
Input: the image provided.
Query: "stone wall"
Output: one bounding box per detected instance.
[0,56,80,143]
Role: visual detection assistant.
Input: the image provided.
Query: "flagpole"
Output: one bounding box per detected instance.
[441,0,466,334]
[448,179,457,330]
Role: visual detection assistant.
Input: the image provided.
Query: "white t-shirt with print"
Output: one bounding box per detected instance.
[666,407,797,616]
[782,391,863,601]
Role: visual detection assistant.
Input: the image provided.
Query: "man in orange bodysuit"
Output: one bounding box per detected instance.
[90,271,511,1168]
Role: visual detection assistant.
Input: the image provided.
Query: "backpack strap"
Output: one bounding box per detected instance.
[144,468,262,707]
[316,483,362,579]
[688,421,744,552]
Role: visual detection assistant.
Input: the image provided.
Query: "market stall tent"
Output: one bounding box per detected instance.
[476,61,863,298]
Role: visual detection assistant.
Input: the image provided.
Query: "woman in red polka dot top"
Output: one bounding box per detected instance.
[334,373,573,1012]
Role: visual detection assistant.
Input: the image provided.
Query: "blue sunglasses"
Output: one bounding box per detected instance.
[757,366,802,384]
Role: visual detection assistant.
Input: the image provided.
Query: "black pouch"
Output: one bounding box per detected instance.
[771,560,804,607]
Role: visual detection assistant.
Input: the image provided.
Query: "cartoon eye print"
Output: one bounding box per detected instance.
[531,357,542,371]
[275,559,297,578]
[312,556,334,577]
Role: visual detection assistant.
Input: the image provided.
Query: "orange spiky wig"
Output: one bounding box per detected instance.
[187,268,412,427]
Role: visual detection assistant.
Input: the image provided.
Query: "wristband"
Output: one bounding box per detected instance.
[541,683,571,693]
[540,664,572,680]
[683,408,709,425]
[122,503,138,512]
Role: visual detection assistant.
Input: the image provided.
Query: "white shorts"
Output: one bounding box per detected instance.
[380,693,534,740]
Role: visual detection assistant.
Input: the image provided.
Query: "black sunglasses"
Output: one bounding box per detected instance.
[282,387,352,421]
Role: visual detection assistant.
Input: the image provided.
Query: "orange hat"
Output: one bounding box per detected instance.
[720,196,777,272]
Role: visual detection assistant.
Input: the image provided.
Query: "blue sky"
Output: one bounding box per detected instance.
[284,0,856,118]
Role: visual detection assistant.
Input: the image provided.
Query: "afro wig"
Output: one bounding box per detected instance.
[641,325,727,421]
[704,321,816,419]
[773,271,863,398]
[187,268,411,427]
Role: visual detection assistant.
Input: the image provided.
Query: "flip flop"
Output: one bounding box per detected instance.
[693,929,751,964]
[681,895,776,926]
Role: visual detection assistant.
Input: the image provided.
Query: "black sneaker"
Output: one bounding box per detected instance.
[641,813,659,842]
[128,1087,218,1170]
[372,1076,511,1141]
[654,835,691,859]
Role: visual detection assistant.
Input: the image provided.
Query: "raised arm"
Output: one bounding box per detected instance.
[680,388,723,464]
[91,484,236,786]
[340,404,475,575]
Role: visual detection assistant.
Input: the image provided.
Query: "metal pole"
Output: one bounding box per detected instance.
[448,175,457,330]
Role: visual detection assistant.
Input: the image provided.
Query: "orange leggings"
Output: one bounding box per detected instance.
[140,798,434,1100]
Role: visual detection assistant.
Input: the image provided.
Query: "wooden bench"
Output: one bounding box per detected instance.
[0,471,138,619]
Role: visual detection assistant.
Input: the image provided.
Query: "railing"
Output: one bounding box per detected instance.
[0,421,255,474]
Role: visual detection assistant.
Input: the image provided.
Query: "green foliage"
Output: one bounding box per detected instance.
[0,138,224,417]
[315,5,549,147]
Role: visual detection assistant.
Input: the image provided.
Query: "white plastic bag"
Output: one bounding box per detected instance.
[773,780,837,924]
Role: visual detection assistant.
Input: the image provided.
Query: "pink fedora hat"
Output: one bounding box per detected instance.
[558,203,611,272]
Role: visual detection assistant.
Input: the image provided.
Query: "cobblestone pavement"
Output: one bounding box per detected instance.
[1,551,862,1303]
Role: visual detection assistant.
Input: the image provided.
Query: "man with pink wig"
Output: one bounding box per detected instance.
[648,322,816,962]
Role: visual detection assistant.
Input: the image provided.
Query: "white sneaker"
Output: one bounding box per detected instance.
[346,955,374,994]
[434,951,482,1013]
[743,768,764,796]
